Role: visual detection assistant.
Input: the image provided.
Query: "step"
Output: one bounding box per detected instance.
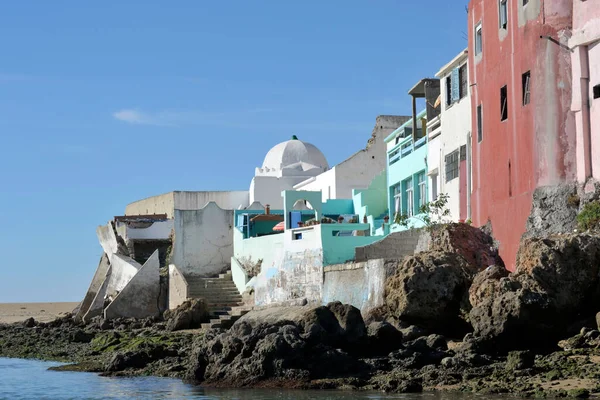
[188,290,240,296]
[201,322,221,330]
[187,279,237,286]
[189,296,243,302]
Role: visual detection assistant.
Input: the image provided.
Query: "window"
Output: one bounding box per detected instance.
[499,0,508,30]
[500,85,508,121]
[459,64,468,99]
[404,178,414,217]
[594,84,600,99]
[445,150,460,182]
[446,76,452,106]
[430,173,438,201]
[475,23,483,56]
[392,183,402,216]
[446,65,467,107]
[522,71,531,105]
[477,105,483,142]
[523,0,529,5]
[418,172,427,209]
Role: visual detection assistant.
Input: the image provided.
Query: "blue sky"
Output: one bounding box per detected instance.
[0,1,468,302]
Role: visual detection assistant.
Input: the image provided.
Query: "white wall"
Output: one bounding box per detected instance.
[171,202,234,277]
[115,219,174,241]
[174,191,249,211]
[436,52,471,221]
[249,176,307,209]
[125,191,249,218]
[106,254,142,298]
[293,116,402,201]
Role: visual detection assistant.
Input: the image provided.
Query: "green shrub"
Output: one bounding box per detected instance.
[577,201,600,231]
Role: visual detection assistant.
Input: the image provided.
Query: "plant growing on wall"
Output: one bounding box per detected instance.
[394,193,451,231]
[577,200,600,232]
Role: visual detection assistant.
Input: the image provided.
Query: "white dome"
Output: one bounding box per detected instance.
[261,136,329,171]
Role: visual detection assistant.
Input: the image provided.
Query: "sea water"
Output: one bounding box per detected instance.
[0,357,510,400]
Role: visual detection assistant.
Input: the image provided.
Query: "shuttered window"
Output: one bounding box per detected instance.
[445,150,460,182]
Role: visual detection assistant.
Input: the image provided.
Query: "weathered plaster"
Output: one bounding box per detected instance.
[354,230,420,262]
[83,268,111,323]
[322,259,387,315]
[104,250,161,319]
[106,254,142,298]
[171,202,234,277]
[168,264,188,310]
[517,0,541,28]
[75,254,110,321]
[96,223,119,259]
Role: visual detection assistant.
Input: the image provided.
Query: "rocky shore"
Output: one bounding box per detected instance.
[3,192,600,398]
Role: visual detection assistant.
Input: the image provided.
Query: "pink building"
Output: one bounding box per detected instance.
[570,1,600,182]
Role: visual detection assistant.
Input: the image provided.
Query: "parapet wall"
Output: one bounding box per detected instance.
[354,229,422,262]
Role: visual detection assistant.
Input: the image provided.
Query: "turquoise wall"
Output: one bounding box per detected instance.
[386,112,429,232]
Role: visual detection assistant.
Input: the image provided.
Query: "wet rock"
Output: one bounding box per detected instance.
[385,251,473,335]
[163,299,209,331]
[70,329,94,343]
[106,351,148,372]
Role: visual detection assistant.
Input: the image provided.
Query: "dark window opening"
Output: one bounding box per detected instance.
[477,105,483,142]
[500,85,508,121]
[523,0,529,5]
[445,150,460,182]
[508,160,512,197]
[446,76,452,106]
[594,84,600,99]
[522,71,531,105]
[459,64,468,99]
[499,0,508,30]
[475,24,483,55]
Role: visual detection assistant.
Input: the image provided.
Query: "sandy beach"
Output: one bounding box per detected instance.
[0,302,79,324]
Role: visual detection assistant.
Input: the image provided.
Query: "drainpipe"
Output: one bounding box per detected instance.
[466,132,472,220]
[579,46,593,179]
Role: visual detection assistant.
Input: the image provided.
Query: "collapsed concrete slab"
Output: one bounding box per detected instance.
[75,253,110,321]
[97,223,119,260]
[83,268,111,323]
[104,250,161,320]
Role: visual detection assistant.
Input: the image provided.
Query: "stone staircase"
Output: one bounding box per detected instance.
[186,271,252,330]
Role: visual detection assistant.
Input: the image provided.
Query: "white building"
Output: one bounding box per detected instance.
[427,49,472,222]
[249,135,329,209]
[293,115,410,202]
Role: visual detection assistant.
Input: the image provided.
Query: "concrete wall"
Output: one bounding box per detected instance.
[97,223,119,259]
[255,248,324,306]
[125,191,249,218]
[231,256,249,294]
[83,269,111,322]
[322,259,387,315]
[354,229,421,262]
[468,0,575,270]
[116,220,173,240]
[233,228,285,280]
[570,2,600,182]
[172,202,234,277]
[125,192,175,217]
[294,115,408,202]
[106,254,142,298]
[104,250,161,319]
[75,254,110,321]
[168,264,188,310]
[249,176,310,209]
[437,51,471,221]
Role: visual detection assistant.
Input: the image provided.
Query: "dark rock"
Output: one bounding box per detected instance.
[505,350,534,370]
[70,329,94,343]
[399,325,427,342]
[367,322,403,355]
[106,351,148,372]
[22,318,36,328]
[164,299,209,331]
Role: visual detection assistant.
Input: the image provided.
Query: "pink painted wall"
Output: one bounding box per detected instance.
[571,1,600,181]
[468,0,575,270]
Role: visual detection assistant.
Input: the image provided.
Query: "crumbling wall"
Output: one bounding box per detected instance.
[322,259,388,315]
[104,251,161,320]
[171,203,234,277]
[354,230,421,262]
[74,254,110,321]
